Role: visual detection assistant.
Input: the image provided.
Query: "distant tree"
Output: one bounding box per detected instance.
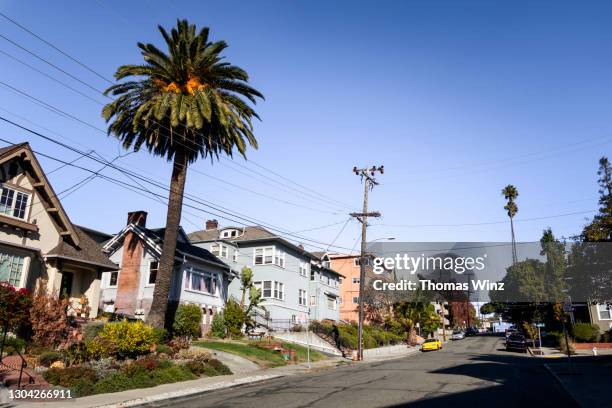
[582,157,612,241]
[502,184,519,264]
[479,303,496,316]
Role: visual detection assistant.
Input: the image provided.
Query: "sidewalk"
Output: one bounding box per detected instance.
[529,345,612,358]
[14,358,344,408]
[544,355,612,407]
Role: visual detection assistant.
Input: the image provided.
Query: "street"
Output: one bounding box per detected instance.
[165,335,578,408]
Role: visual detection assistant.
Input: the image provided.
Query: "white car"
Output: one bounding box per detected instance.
[451,331,465,340]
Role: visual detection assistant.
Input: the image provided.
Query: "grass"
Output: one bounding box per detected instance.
[193,339,327,368]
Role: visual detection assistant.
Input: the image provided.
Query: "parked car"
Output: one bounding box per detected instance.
[451,331,465,340]
[421,338,443,352]
[505,328,518,338]
[505,334,528,352]
[465,327,478,336]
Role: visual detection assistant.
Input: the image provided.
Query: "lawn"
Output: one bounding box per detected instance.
[193,340,326,368]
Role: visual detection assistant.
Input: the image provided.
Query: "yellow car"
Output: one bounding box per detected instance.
[421,338,443,352]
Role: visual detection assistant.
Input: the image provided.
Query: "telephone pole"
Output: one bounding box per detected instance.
[351,165,383,360]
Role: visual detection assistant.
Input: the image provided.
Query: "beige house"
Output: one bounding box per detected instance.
[0,142,116,318]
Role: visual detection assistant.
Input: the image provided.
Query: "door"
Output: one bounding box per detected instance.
[60,272,73,299]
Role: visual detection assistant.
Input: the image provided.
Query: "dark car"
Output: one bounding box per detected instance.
[465,327,478,336]
[505,334,527,352]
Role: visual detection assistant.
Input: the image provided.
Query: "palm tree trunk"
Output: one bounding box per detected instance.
[510,216,517,265]
[147,150,188,328]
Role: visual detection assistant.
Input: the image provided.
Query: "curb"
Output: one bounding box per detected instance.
[542,363,581,407]
[96,374,282,408]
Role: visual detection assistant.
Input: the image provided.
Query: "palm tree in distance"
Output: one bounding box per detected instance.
[102,20,263,327]
[502,184,519,265]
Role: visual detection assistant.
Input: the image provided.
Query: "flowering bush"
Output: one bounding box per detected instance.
[0,282,31,332]
[87,320,156,360]
[29,283,69,347]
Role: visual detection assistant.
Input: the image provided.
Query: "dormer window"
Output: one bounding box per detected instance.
[220,229,240,239]
[0,185,30,220]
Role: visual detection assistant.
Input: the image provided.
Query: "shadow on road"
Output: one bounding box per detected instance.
[383,344,580,408]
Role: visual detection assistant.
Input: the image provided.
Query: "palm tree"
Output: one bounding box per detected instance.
[502,184,519,265]
[102,20,263,327]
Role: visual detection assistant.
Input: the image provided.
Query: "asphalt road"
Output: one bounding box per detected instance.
[166,335,578,408]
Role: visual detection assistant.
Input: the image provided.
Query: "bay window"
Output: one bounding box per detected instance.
[211,243,228,258]
[184,268,218,295]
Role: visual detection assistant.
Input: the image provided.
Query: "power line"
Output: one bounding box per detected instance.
[0,22,357,212]
[372,209,597,228]
[0,127,355,252]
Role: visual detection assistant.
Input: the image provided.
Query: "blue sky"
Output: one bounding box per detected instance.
[0,1,609,251]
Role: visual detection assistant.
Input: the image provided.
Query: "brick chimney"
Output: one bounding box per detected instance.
[206,219,218,230]
[115,211,146,316]
[127,211,147,227]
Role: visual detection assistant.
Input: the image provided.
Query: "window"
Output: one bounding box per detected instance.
[147,261,158,285]
[221,229,239,238]
[352,297,359,304]
[310,295,317,306]
[354,257,371,267]
[254,247,285,267]
[310,270,315,281]
[233,249,239,263]
[338,297,343,304]
[352,277,360,284]
[321,274,329,285]
[0,186,29,220]
[598,304,611,320]
[184,269,217,295]
[108,271,118,287]
[298,289,307,306]
[211,243,228,258]
[327,296,337,310]
[254,280,284,300]
[299,262,309,277]
[0,251,25,286]
[291,315,296,324]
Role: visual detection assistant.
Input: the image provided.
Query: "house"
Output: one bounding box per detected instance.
[188,220,343,330]
[100,212,236,333]
[309,252,343,322]
[327,253,376,322]
[572,302,612,333]
[0,142,116,318]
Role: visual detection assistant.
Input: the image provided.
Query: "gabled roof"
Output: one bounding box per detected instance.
[46,226,117,270]
[105,224,231,272]
[0,142,79,246]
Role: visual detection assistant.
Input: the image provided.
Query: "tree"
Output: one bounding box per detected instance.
[102,20,263,327]
[238,266,264,332]
[480,303,496,316]
[582,157,612,241]
[502,184,519,264]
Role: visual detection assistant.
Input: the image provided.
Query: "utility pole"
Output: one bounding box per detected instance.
[351,165,383,361]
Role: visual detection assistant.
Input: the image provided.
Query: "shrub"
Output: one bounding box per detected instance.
[156,344,172,355]
[224,299,245,337]
[168,336,191,354]
[87,320,156,360]
[43,366,97,389]
[152,327,169,344]
[186,358,231,377]
[39,351,63,367]
[176,348,211,362]
[210,311,226,338]
[0,282,31,333]
[207,358,232,375]
[290,324,304,332]
[29,284,69,347]
[93,365,196,394]
[3,336,26,355]
[85,357,118,380]
[173,304,202,338]
[82,321,105,343]
[572,323,600,343]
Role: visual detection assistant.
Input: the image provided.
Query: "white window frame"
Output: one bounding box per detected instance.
[353,296,359,304]
[321,274,329,285]
[310,295,317,306]
[299,262,309,277]
[327,295,337,310]
[232,249,239,263]
[146,260,158,286]
[221,229,239,238]
[0,251,27,287]
[184,268,218,296]
[0,185,31,221]
[211,243,229,258]
[598,304,611,320]
[107,270,119,288]
[253,246,285,268]
[254,280,284,300]
[352,277,360,284]
[298,289,307,306]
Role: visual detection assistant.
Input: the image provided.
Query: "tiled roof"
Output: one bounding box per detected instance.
[47,226,117,270]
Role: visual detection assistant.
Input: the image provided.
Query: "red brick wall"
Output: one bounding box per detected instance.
[114,229,143,316]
